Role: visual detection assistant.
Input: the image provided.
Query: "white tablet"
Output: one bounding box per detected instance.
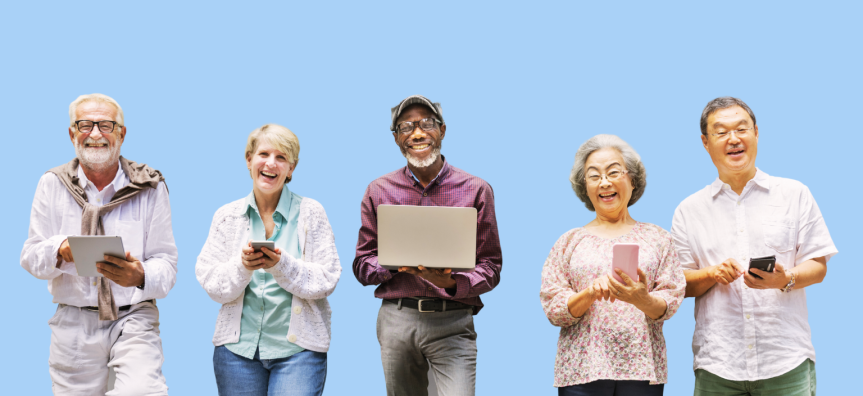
[377,205,477,272]
[67,236,127,277]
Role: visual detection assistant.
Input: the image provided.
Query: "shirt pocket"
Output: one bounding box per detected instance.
[115,220,144,259]
[762,220,795,253]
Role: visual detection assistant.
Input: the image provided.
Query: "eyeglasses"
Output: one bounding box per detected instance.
[708,127,753,140]
[395,118,441,135]
[74,120,120,134]
[585,169,628,185]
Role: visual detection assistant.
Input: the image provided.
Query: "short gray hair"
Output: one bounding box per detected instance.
[700,96,756,135]
[69,93,124,127]
[569,134,647,212]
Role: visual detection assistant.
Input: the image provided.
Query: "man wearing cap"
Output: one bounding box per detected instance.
[21,93,177,395]
[353,95,502,396]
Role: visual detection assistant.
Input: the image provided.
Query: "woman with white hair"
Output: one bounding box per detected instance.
[196,124,341,396]
[540,134,685,395]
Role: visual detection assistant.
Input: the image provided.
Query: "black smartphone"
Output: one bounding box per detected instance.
[748,255,776,279]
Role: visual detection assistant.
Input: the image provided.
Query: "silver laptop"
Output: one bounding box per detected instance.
[377,205,477,272]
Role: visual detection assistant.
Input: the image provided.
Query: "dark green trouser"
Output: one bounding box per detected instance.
[694,359,815,396]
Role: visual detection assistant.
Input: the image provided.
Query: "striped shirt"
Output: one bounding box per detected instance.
[352,157,502,313]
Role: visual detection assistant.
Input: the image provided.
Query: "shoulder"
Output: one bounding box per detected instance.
[637,222,674,243]
[674,184,713,214]
[767,175,811,198]
[299,196,326,215]
[213,198,247,222]
[447,164,494,192]
[366,168,405,191]
[552,228,588,250]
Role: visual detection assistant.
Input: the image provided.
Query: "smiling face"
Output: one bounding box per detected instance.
[393,104,446,168]
[247,139,295,196]
[68,101,125,172]
[584,147,634,219]
[702,105,759,180]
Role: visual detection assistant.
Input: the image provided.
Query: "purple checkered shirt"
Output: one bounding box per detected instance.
[352,157,502,314]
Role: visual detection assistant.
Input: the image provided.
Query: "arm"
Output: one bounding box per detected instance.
[540,230,585,327]
[137,182,178,300]
[671,204,743,298]
[195,204,254,304]
[352,187,395,286]
[745,256,826,290]
[265,200,341,300]
[20,174,73,280]
[448,183,503,299]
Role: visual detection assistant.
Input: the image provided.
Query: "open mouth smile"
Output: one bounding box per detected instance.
[599,192,617,202]
[260,170,278,180]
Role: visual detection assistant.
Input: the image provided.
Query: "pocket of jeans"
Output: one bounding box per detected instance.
[762,220,795,253]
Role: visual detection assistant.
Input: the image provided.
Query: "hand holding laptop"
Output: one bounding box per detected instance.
[98,252,145,288]
[398,265,456,289]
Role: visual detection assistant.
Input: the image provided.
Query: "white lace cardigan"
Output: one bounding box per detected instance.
[195,197,341,353]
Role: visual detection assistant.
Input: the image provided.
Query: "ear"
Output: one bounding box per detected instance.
[393,132,400,146]
[701,134,709,151]
[69,127,75,143]
[439,123,446,140]
[246,153,252,170]
[753,124,759,139]
[118,126,126,143]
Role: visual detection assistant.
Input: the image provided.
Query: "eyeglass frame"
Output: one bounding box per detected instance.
[73,119,122,134]
[394,118,442,135]
[584,169,629,185]
[707,127,754,140]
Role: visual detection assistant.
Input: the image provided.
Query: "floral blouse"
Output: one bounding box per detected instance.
[540,222,685,387]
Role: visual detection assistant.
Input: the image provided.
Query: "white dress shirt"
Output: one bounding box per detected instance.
[671,168,837,381]
[21,162,178,307]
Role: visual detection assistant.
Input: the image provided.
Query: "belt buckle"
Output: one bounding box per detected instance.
[417,298,435,313]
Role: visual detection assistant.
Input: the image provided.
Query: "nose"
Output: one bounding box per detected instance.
[408,125,428,140]
[728,131,742,144]
[88,128,104,140]
[599,175,612,188]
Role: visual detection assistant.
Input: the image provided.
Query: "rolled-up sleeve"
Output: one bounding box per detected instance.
[795,186,838,264]
[21,174,69,280]
[647,232,686,323]
[139,182,178,300]
[540,231,581,328]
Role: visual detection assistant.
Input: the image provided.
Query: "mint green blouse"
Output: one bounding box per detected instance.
[225,185,304,359]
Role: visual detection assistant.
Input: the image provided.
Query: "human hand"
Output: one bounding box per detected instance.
[709,258,744,285]
[590,275,616,303]
[398,265,457,289]
[607,268,651,306]
[745,262,790,289]
[241,241,281,271]
[98,252,145,288]
[57,239,74,265]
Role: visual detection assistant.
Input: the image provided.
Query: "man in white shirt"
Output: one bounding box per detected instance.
[21,93,177,395]
[671,97,837,396]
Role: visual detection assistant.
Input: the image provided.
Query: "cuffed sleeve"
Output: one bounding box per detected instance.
[352,185,393,286]
[21,175,69,280]
[137,182,178,301]
[540,230,582,328]
[195,204,254,304]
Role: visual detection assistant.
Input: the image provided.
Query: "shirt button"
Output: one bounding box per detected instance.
[93,280,97,286]
[739,228,744,233]
[288,334,298,343]
[748,345,753,350]
[427,286,434,291]
[293,306,302,314]
[746,314,751,319]
[423,193,428,197]
[737,201,741,205]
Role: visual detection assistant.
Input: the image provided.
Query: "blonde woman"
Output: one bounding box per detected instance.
[196,124,340,396]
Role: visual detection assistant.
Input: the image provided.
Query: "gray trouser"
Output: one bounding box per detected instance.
[377,300,477,396]
[48,301,168,396]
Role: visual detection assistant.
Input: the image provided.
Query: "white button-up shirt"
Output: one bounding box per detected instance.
[671,168,837,381]
[21,162,178,307]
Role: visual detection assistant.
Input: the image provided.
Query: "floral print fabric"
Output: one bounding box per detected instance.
[540,222,685,387]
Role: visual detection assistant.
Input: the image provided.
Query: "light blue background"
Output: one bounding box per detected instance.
[2,1,860,394]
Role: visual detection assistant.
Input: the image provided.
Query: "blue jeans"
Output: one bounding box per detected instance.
[559,380,665,396]
[213,346,327,396]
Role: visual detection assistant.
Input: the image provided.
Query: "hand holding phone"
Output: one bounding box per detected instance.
[748,255,776,279]
[611,243,639,283]
[250,241,276,253]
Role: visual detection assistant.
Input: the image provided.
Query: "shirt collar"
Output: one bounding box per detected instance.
[246,184,292,218]
[710,167,769,197]
[76,160,126,192]
[403,155,450,187]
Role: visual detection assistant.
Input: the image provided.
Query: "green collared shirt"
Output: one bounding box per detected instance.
[225,185,304,359]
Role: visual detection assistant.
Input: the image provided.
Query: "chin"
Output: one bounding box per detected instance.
[403,147,440,168]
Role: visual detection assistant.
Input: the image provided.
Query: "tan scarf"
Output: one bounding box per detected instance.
[48,156,165,320]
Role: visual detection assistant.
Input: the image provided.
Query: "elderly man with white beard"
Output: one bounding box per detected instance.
[353,95,502,396]
[21,93,177,395]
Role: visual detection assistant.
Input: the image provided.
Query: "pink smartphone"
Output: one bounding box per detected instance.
[611,243,639,283]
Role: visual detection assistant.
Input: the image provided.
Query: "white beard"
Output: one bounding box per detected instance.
[403,146,441,169]
[74,137,121,172]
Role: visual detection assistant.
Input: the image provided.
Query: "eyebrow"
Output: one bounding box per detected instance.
[712,119,750,129]
[586,162,622,172]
